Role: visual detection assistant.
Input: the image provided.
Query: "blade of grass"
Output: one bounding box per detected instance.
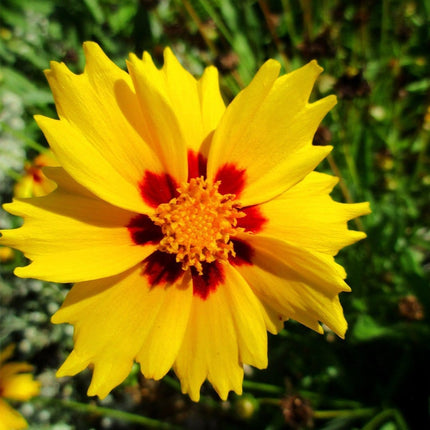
[258,0,289,70]
[34,397,183,429]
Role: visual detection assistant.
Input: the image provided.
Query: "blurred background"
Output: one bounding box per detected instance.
[0,0,429,429]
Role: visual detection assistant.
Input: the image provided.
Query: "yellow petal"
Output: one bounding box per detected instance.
[0,363,33,380]
[259,301,286,335]
[37,41,162,213]
[0,345,15,366]
[1,168,154,283]
[275,169,338,196]
[197,66,226,150]
[174,263,267,401]
[13,172,56,199]
[222,264,268,367]
[236,235,349,337]
[208,60,335,205]
[260,172,371,255]
[126,51,188,182]
[52,265,191,399]
[0,399,28,430]
[161,48,205,152]
[136,271,193,380]
[0,373,40,401]
[128,48,225,166]
[247,234,349,293]
[13,150,59,199]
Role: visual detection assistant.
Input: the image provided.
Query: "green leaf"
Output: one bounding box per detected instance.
[83,0,105,24]
[0,68,53,106]
[405,79,430,92]
[380,422,397,430]
[352,315,393,341]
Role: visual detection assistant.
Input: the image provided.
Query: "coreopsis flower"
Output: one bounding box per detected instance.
[0,345,40,430]
[0,246,14,263]
[13,151,58,198]
[0,43,370,401]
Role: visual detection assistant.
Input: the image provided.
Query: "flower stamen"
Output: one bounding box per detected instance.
[150,177,244,274]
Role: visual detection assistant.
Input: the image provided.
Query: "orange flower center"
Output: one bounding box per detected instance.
[150,177,244,274]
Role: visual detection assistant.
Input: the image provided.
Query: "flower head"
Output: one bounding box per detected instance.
[0,246,14,263]
[0,43,370,401]
[13,150,59,198]
[0,345,40,430]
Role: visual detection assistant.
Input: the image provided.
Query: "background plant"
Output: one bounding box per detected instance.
[0,0,429,429]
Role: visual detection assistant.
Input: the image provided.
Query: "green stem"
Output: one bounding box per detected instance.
[181,0,217,55]
[314,407,376,420]
[300,0,313,40]
[242,380,284,394]
[257,397,281,406]
[5,168,22,181]
[34,397,183,429]
[2,123,48,154]
[162,375,219,409]
[163,374,182,392]
[258,0,289,71]
[379,0,390,59]
[195,0,234,47]
[413,130,430,182]
[256,398,374,421]
[281,0,299,55]
[179,0,244,90]
[362,409,409,430]
[296,390,363,409]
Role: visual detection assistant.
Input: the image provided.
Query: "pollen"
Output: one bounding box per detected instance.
[150,177,245,274]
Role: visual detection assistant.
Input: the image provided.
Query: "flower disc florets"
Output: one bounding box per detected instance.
[150,177,245,274]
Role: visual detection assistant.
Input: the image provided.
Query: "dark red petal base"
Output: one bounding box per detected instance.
[127,214,163,245]
[214,163,246,196]
[141,252,225,300]
[143,251,184,286]
[129,153,268,299]
[188,150,207,179]
[139,171,179,207]
[229,239,254,266]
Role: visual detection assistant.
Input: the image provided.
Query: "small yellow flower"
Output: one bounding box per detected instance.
[0,345,40,430]
[13,151,59,199]
[0,43,370,401]
[0,247,14,263]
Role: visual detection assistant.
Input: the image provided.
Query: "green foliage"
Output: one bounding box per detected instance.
[1,0,429,429]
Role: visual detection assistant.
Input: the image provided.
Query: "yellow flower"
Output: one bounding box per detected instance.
[13,151,59,199]
[0,43,370,401]
[0,345,40,430]
[0,246,14,263]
